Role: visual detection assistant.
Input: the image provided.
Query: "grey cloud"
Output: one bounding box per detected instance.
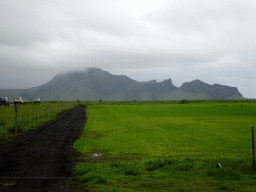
[0,2,49,47]
[34,0,138,39]
[145,0,256,31]
[0,68,56,89]
[144,0,256,53]
[0,0,255,98]
[55,49,218,70]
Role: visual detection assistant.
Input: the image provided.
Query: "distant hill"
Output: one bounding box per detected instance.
[0,68,244,101]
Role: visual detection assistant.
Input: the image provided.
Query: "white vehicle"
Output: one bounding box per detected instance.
[14,97,24,104]
[35,98,41,103]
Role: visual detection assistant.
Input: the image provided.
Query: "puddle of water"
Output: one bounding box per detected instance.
[93,153,102,157]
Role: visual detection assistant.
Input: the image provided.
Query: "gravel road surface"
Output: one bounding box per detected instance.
[0,106,87,192]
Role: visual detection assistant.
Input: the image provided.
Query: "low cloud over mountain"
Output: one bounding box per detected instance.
[0,68,244,101]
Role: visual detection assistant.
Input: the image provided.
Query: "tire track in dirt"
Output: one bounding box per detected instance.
[0,106,87,192]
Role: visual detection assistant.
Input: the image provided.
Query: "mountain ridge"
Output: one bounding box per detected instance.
[0,68,244,101]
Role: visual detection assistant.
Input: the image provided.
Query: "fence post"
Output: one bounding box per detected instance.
[252,126,255,171]
[34,112,35,128]
[42,110,43,121]
[38,111,40,124]
[48,109,49,118]
[22,114,24,131]
[15,104,17,136]
[28,113,30,130]
[5,118,7,142]
[15,116,17,136]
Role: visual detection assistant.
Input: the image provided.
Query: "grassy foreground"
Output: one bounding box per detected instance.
[72,101,256,191]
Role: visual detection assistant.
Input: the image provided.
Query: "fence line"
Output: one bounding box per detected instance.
[1,102,75,142]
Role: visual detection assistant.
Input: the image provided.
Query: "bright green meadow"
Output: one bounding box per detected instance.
[73,101,256,191]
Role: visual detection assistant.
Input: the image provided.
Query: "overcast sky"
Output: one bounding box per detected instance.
[1,0,256,98]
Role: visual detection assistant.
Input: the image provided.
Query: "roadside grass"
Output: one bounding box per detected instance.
[72,101,256,191]
[72,157,255,191]
[0,101,75,143]
[0,182,15,187]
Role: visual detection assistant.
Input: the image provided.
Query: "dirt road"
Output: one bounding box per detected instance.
[0,106,87,192]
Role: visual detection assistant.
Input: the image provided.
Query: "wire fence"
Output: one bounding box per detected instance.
[0,102,76,143]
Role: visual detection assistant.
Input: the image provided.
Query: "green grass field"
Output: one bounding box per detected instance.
[73,101,256,191]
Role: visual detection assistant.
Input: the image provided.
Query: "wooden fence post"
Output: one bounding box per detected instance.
[34,112,35,128]
[22,114,24,132]
[28,113,30,130]
[42,110,43,121]
[48,109,49,118]
[15,104,17,136]
[38,111,39,124]
[252,126,255,171]
[5,118,7,142]
[15,116,17,136]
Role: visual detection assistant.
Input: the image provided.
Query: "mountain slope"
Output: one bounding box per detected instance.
[0,68,245,101]
[180,80,243,100]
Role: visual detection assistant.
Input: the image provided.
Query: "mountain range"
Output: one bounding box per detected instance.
[0,68,244,101]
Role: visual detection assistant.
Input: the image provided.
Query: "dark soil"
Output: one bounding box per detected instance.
[0,106,87,192]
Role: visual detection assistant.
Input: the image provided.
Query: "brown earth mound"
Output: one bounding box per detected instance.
[0,106,87,192]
